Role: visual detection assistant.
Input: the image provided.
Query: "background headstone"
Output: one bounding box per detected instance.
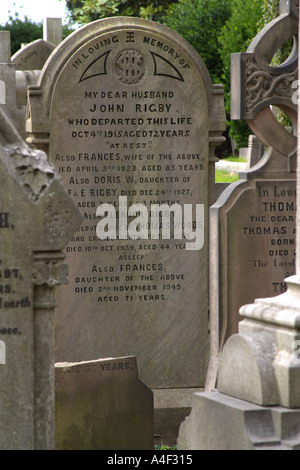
[43,18,63,47]
[11,19,63,141]
[55,356,154,450]
[10,19,64,140]
[12,39,55,71]
[247,135,264,167]
[178,0,300,451]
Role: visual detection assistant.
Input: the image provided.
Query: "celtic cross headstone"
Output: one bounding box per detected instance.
[207,0,298,390]
[179,1,300,450]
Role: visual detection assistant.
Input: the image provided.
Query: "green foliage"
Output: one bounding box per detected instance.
[162,0,233,155]
[163,0,263,150]
[0,14,43,55]
[223,156,247,163]
[0,13,75,56]
[218,0,263,83]
[163,0,232,85]
[65,0,179,24]
[218,0,265,148]
[62,24,76,40]
[260,0,293,67]
[154,444,177,450]
[229,120,252,150]
[258,0,279,28]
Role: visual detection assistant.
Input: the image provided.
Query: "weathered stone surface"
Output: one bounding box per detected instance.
[153,388,202,447]
[229,276,300,408]
[207,2,297,390]
[26,17,225,390]
[217,331,279,406]
[207,150,296,391]
[247,135,264,167]
[55,356,154,450]
[0,32,17,126]
[179,0,300,451]
[0,107,82,449]
[177,391,300,450]
[11,39,53,138]
[43,18,62,47]
[12,39,55,71]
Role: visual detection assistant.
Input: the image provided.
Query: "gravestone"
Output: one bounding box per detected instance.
[247,135,264,167]
[11,24,58,140]
[0,32,17,125]
[12,39,55,71]
[55,356,154,450]
[11,17,62,71]
[206,0,298,389]
[0,107,82,449]
[11,18,63,140]
[43,18,63,47]
[178,0,300,450]
[26,17,225,397]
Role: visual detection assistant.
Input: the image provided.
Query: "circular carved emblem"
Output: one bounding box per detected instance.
[115,49,145,85]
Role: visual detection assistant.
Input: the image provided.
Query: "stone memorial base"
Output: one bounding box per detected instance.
[153,388,203,447]
[177,391,300,450]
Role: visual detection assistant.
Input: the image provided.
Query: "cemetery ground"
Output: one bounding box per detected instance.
[215,170,238,182]
[215,156,247,182]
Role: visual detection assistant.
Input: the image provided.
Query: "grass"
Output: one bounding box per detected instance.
[222,156,247,163]
[215,170,239,183]
[215,155,246,182]
[155,445,177,450]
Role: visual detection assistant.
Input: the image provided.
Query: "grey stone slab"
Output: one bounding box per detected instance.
[12,39,55,71]
[0,108,81,449]
[43,18,62,47]
[0,33,17,126]
[247,135,264,167]
[153,388,202,447]
[55,356,154,450]
[207,1,298,391]
[178,391,300,450]
[26,18,225,390]
[12,39,54,139]
[216,275,300,409]
[0,31,11,62]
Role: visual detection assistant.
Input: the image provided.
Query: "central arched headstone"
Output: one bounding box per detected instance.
[26,18,225,390]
